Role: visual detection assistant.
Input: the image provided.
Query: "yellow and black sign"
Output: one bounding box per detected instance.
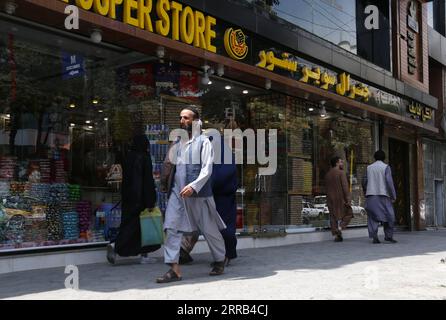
[408,102,433,122]
[224,28,248,60]
[60,0,217,53]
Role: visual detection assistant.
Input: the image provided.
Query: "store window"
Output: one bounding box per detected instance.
[0,17,377,252]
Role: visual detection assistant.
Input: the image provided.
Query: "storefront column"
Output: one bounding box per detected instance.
[415,137,426,230]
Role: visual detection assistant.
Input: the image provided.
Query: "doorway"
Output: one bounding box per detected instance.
[388,138,411,229]
[435,180,445,227]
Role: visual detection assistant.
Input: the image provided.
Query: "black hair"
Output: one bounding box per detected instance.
[374,150,386,161]
[330,156,341,168]
[182,106,200,120]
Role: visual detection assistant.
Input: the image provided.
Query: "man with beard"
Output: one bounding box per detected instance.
[156,107,226,283]
[324,156,353,242]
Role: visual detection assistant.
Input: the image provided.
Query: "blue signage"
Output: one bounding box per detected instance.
[62,52,84,79]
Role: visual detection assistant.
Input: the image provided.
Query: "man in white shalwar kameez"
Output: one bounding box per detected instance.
[156,107,226,283]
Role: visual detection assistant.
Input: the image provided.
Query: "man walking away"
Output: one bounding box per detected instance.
[362,150,398,244]
[325,156,353,242]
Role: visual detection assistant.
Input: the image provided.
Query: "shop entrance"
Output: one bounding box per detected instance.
[388,138,411,229]
[435,180,445,227]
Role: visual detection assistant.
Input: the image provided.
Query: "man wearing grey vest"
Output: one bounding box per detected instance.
[156,107,227,283]
[362,150,398,244]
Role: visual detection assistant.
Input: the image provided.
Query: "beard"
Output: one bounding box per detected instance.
[181,123,193,132]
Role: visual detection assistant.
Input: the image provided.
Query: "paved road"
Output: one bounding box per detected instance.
[1,230,446,300]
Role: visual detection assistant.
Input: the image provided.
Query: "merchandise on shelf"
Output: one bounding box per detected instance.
[47,202,63,241]
[76,201,92,235]
[39,159,51,184]
[24,216,48,242]
[68,184,81,201]
[0,157,17,181]
[62,211,79,240]
[4,214,26,244]
[53,160,67,183]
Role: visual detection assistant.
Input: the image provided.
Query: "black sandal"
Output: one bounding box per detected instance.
[209,261,225,276]
[156,269,182,283]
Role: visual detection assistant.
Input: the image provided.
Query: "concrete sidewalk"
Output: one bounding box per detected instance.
[1,230,446,300]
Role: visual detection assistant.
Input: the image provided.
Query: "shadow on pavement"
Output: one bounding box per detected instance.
[1,229,446,299]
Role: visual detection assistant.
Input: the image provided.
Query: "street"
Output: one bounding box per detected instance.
[1,229,446,300]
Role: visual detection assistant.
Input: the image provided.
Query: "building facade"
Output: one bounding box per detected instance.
[0,0,438,256]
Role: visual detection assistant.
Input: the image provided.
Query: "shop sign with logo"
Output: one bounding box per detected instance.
[407,101,433,122]
[59,0,217,53]
[224,28,248,60]
[58,1,433,125]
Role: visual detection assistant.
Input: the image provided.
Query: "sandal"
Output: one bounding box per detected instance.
[209,261,225,276]
[210,257,230,268]
[156,269,182,283]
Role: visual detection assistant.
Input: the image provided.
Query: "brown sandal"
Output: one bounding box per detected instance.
[156,269,182,283]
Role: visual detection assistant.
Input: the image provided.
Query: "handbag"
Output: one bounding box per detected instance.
[140,207,164,247]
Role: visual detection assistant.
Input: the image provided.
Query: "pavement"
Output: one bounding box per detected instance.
[1,229,446,300]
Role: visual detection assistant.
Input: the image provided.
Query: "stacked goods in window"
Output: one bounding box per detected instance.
[62,211,79,240]
[288,195,303,225]
[53,160,67,183]
[9,182,26,196]
[290,158,304,193]
[24,205,47,244]
[46,184,69,241]
[4,214,25,245]
[302,125,313,156]
[25,183,50,203]
[47,202,63,241]
[0,156,17,181]
[76,201,92,239]
[303,161,313,194]
[68,185,81,202]
[60,190,78,241]
[358,127,372,164]
[39,159,51,184]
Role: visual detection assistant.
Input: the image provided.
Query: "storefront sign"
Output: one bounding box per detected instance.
[408,102,433,122]
[224,28,248,60]
[407,1,419,75]
[59,0,217,53]
[254,49,370,103]
[257,51,298,72]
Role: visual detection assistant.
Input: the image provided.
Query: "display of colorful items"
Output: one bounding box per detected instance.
[38,159,51,183]
[47,202,63,241]
[25,183,50,202]
[68,184,81,201]
[62,211,79,240]
[4,214,25,244]
[24,216,48,243]
[76,201,92,236]
[53,160,67,183]
[0,157,17,180]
